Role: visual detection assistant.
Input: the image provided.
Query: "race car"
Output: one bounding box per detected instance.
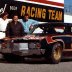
[0,22,72,64]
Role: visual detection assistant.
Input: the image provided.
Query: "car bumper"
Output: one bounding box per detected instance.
[1,42,45,56]
[1,48,45,56]
[13,49,45,56]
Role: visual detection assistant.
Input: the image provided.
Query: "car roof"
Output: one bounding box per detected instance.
[35,22,72,27]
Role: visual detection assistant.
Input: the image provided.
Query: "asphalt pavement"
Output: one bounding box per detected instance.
[0,57,72,72]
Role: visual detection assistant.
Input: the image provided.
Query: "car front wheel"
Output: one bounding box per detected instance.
[45,42,63,64]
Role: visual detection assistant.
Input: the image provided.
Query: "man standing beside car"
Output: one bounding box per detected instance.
[20,13,38,34]
[0,12,9,57]
[6,14,25,38]
[0,12,9,39]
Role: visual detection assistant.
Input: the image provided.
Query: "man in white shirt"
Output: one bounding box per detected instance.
[0,12,9,39]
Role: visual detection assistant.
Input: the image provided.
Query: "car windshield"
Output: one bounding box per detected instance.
[29,23,65,35]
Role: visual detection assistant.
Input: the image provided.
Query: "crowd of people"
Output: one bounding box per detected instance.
[0,12,38,39]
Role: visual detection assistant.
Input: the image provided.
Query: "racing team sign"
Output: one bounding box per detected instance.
[0,0,64,22]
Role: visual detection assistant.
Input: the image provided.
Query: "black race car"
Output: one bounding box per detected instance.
[0,22,72,64]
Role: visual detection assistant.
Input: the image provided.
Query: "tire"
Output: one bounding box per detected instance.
[45,42,63,64]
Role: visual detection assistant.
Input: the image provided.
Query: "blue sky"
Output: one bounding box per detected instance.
[64,0,72,13]
[65,0,72,5]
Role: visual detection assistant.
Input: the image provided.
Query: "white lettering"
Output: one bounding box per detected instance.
[0,4,7,15]
[10,6,17,10]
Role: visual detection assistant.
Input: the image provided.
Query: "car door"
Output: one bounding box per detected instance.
[71,26,72,49]
[63,25,72,57]
[64,25,71,49]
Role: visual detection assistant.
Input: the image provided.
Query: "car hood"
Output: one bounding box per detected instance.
[13,35,45,41]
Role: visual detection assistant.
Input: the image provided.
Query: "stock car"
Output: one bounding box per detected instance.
[0,22,72,64]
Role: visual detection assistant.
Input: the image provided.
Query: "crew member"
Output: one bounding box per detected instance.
[20,13,38,34]
[0,12,9,39]
[6,14,25,38]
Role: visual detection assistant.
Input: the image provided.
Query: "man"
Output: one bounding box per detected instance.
[6,14,24,38]
[0,12,9,39]
[20,13,38,34]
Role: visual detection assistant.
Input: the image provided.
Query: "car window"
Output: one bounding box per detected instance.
[54,27,65,33]
[33,27,43,33]
[32,26,56,34]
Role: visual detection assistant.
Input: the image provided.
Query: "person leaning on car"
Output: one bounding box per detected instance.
[6,14,25,38]
[20,13,38,34]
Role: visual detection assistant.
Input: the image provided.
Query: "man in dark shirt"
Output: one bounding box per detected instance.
[6,14,24,38]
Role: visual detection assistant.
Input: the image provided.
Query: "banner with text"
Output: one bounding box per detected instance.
[0,0,64,22]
